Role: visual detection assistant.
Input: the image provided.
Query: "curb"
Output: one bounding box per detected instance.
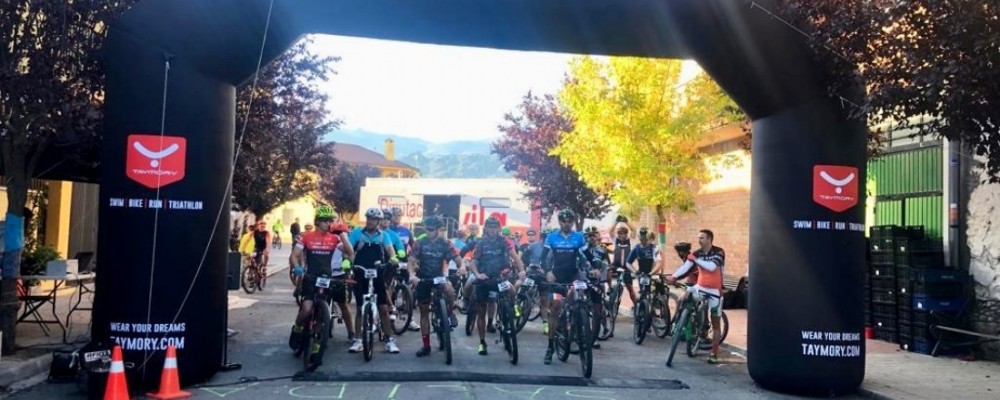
[0,352,51,390]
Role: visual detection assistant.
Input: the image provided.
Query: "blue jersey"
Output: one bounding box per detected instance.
[348,227,392,250]
[544,231,588,273]
[383,229,404,255]
[390,225,413,251]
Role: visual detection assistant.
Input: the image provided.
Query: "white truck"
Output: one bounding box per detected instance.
[358,178,540,236]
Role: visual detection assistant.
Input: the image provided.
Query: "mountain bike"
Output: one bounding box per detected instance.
[665,282,729,347]
[241,253,266,294]
[297,274,352,371]
[514,264,545,333]
[390,261,415,335]
[666,283,723,367]
[493,271,519,365]
[553,280,595,378]
[417,276,454,365]
[598,267,626,340]
[354,263,384,362]
[272,233,282,249]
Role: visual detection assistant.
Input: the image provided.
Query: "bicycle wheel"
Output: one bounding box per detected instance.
[666,307,690,368]
[687,305,706,357]
[257,267,267,290]
[362,304,375,362]
[698,310,730,350]
[391,284,414,335]
[503,300,518,365]
[304,301,331,372]
[513,292,533,334]
[666,292,680,336]
[241,266,257,294]
[633,300,648,345]
[577,306,593,379]
[527,288,542,321]
[437,297,453,365]
[555,308,571,362]
[652,296,671,339]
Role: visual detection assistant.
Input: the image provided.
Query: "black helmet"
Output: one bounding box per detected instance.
[639,226,650,237]
[616,215,628,223]
[484,216,502,228]
[584,226,599,237]
[674,242,692,261]
[557,209,575,222]
[422,215,443,230]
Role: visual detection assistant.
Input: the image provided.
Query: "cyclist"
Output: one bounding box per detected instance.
[287,205,354,369]
[272,219,283,249]
[610,224,636,304]
[583,226,610,347]
[540,210,592,365]
[327,221,357,344]
[458,223,481,311]
[380,208,420,331]
[407,215,461,357]
[467,216,526,355]
[665,229,725,364]
[521,228,554,334]
[347,207,402,354]
[625,226,662,312]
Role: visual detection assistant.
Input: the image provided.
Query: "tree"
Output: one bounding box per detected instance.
[231,37,340,219]
[319,163,381,218]
[775,0,1000,180]
[554,56,745,221]
[1,0,134,352]
[493,92,612,230]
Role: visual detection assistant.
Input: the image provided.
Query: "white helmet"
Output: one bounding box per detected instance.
[365,207,384,219]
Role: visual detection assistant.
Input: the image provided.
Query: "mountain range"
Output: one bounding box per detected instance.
[324,129,511,178]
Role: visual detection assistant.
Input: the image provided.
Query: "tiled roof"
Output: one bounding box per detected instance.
[331,143,418,171]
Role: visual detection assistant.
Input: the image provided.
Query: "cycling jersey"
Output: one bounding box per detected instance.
[459,236,479,259]
[411,237,460,279]
[584,244,610,268]
[471,235,514,277]
[627,243,660,273]
[348,227,392,307]
[296,231,341,276]
[544,231,588,280]
[390,225,413,252]
[253,230,269,251]
[384,229,405,256]
[672,245,725,291]
[612,238,631,267]
[521,242,548,268]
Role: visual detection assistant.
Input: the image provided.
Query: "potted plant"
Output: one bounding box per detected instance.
[20,244,61,291]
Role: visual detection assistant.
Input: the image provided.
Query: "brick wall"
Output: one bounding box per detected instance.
[661,188,751,278]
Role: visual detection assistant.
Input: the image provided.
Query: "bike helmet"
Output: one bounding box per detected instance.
[391,206,403,217]
[484,216,502,228]
[638,226,650,238]
[615,215,628,223]
[584,226,599,237]
[381,208,394,218]
[365,207,384,219]
[315,205,336,220]
[501,227,512,237]
[557,209,575,222]
[674,241,692,260]
[423,215,443,230]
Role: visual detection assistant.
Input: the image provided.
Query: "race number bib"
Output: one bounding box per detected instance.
[573,281,588,290]
[433,276,447,285]
[365,269,378,279]
[315,277,331,288]
[398,262,408,271]
[498,280,513,291]
[639,276,650,286]
[524,278,535,287]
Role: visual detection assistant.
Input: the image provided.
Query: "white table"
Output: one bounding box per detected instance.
[18,273,96,343]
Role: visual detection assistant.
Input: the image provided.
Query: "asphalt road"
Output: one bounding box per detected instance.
[8,248,865,399]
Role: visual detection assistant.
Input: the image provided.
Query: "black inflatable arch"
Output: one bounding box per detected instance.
[97,0,867,395]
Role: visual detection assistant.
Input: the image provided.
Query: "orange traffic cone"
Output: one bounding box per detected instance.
[147,345,191,399]
[104,345,130,400]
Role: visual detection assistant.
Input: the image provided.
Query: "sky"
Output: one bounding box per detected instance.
[308,35,701,144]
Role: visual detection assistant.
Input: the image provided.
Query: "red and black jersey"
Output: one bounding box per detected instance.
[296,231,341,276]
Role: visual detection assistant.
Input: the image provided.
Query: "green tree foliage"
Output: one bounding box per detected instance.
[555,57,745,218]
[231,37,340,218]
[493,92,612,229]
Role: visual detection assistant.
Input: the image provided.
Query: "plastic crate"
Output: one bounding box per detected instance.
[874,328,898,343]
[870,251,894,264]
[872,289,897,305]
[912,295,966,312]
[898,306,912,324]
[871,225,906,238]
[903,226,925,240]
[872,303,896,316]
[871,276,895,292]
[871,266,896,280]
[896,251,945,268]
[909,268,963,284]
[911,281,963,298]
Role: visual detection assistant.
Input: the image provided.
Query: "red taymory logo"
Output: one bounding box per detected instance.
[126,134,187,189]
[813,165,859,212]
